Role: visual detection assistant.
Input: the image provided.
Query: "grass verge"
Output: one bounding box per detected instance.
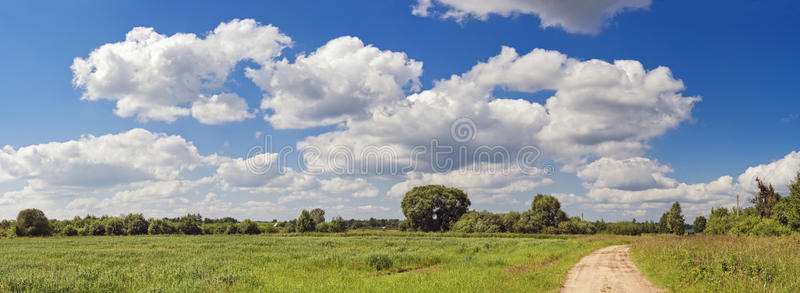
[630,234,800,292]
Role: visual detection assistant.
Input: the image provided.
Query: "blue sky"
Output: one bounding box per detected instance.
[0,0,798,221]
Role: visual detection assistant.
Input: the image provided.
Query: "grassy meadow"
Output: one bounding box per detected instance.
[631,234,800,292]
[0,233,629,292]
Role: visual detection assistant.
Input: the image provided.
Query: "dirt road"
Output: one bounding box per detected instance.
[560,245,661,293]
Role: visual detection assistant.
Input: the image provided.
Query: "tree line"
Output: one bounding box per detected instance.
[397,185,681,235]
[0,207,403,238]
[698,171,800,236]
[3,170,797,238]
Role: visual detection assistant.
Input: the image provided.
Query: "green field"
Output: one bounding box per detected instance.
[0,234,627,292]
[631,235,800,292]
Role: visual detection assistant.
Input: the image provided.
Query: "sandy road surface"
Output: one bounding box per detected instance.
[560,245,661,293]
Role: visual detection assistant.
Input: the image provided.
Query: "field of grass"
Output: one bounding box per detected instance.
[630,234,800,292]
[0,233,629,292]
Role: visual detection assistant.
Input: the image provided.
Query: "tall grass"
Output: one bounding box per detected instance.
[0,234,628,292]
[630,234,800,292]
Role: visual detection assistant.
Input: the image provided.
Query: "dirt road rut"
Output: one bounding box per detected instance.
[560,245,661,293]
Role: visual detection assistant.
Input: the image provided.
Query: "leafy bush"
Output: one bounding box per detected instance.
[260,223,280,233]
[513,211,544,233]
[177,215,202,235]
[501,212,520,233]
[774,171,800,231]
[751,218,791,236]
[62,225,78,236]
[284,221,296,233]
[452,211,503,233]
[124,214,149,235]
[706,213,736,235]
[105,218,126,236]
[557,217,596,234]
[296,210,316,233]
[397,220,411,231]
[225,223,240,234]
[730,216,762,236]
[315,222,330,232]
[328,216,347,233]
[239,219,261,234]
[366,254,393,271]
[88,222,106,236]
[15,208,52,236]
[147,219,176,235]
[693,216,707,233]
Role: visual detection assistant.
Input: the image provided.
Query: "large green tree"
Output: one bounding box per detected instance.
[667,201,685,235]
[123,213,149,235]
[657,212,669,233]
[296,210,316,233]
[401,185,470,231]
[774,170,800,230]
[15,208,52,236]
[529,194,568,227]
[310,208,326,224]
[693,216,707,233]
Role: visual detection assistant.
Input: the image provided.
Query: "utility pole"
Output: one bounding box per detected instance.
[736,194,740,216]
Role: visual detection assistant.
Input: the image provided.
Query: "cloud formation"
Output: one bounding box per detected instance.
[300,47,699,174]
[72,19,290,123]
[248,36,423,129]
[0,129,384,220]
[412,0,652,34]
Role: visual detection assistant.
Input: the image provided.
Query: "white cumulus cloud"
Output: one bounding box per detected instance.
[248,36,423,129]
[72,19,290,123]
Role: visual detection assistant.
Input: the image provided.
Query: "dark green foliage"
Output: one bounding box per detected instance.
[751,177,780,218]
[774,170,800,230]
[604,220,656,235]
[366,254,393,271]
[296,210,316,233]
[345,218,401,230]
[329,216,347,232]
[284,221,296,233]
[706,207,736,235]
[147,219,176,235]
[657,212,669,233]
[177,215,202,235]
[397,220,411,231]
[89,222,106,236]
[401,185,470,231]
[223,223,241,234]
[706,205,793,236]
[124,214,149,235]
[513,210,545,233]
[667,202,685,235]
[315,222,330,232]
[501,212,520,233]
[310,208,325,225]
[693,216,707,233]
[105,218,125,236]
[751,218,792,236]
[530,194,567,227]
[62,225,78,236]
[239,219,261,234]
[557,217,596,234]
[15,208,52,236]
[451,211,503,233]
